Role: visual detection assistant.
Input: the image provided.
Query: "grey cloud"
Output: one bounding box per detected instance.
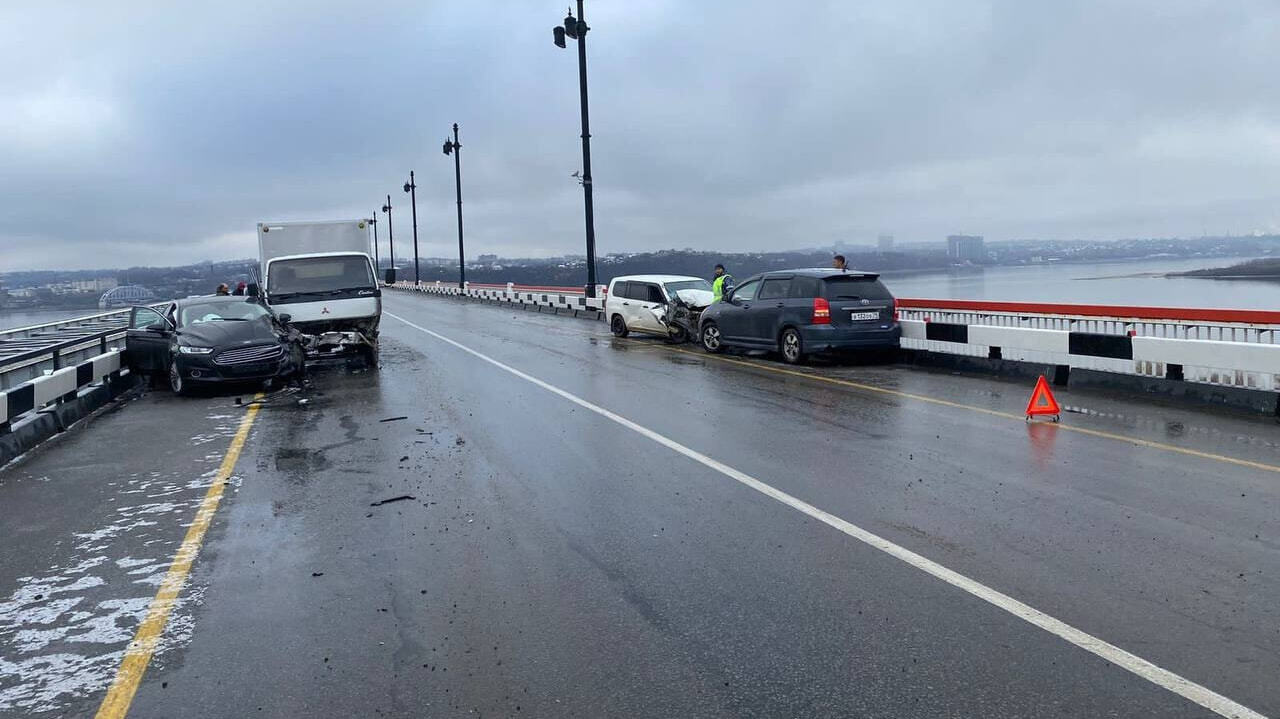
[2,0,1279,270]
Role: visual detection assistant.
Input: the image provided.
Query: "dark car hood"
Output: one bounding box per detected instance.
[177,319,279,347]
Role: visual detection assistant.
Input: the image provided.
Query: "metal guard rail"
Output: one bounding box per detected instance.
[896,298,1280,392]
[390,282,1280,395]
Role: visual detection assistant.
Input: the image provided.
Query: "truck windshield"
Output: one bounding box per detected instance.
[268,256,375,296]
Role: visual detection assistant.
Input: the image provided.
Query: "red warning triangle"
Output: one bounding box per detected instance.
[1025,375,1061,418]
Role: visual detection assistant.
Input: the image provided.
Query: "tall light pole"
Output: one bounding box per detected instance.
[403,171,420,286]
[552,0,599,298]
[442,123,465,289]
[369,213,380,277]
[381,195,395,284]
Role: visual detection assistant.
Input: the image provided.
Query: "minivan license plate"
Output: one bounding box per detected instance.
[850,311,879,321]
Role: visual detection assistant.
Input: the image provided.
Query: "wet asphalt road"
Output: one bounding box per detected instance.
[2,290,1278,718]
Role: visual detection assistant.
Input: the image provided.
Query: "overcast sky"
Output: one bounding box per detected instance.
[2,0,1278,271]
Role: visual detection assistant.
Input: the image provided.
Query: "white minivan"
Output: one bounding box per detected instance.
[605,274,715,341]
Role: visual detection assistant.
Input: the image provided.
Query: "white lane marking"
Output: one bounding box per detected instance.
[386,311,1266,719]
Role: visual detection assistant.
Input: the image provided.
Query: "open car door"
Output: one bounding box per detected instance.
[124,306,173,374]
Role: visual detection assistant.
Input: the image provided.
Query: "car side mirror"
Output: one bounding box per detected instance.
[277,313,292,325]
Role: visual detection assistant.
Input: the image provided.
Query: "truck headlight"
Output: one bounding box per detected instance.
[179,346,214,355]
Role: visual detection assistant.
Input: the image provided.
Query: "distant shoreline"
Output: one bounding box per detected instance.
[1170,257,1280,280]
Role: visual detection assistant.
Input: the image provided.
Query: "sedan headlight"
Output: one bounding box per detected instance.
[178,345,214,355]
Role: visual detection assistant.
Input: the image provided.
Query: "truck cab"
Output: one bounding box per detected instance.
[263,252,380,336]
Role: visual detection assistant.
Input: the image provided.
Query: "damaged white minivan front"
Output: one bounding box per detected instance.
[605,275,715,343]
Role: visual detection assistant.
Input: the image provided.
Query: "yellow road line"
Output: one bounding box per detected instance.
[94,394,264,719]
[659,344,1280,475]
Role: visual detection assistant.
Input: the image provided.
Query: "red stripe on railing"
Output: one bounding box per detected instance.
[896,298,1280,325]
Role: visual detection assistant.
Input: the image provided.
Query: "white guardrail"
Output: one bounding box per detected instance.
[896,298,1280,392]
[391,281,606,314]
[0,308,150,431]
[0,350,125,430]
[390,282,1280,395]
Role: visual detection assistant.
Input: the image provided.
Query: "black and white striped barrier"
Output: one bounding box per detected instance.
[389,282,607,315]
[1,350,125,431]
[900,312,1280,396]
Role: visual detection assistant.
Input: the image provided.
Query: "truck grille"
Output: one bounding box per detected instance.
[215,344,283,365]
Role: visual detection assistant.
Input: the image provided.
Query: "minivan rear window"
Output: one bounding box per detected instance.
[823,276,894,301]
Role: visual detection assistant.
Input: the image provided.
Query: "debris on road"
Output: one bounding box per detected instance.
[370,495,416,507]
[380,416,409,423]
[311,572,324,577]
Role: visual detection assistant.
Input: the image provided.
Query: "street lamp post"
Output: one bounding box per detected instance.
[403,171,420,286]
[369,213,380,276]
[552,0,599,298]
[442,123,465,289]
[381,195,396,284]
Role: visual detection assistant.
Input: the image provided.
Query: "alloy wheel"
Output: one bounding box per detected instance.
[781,330,802,364]
[702,325,721,352]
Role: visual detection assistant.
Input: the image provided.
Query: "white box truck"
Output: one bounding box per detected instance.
[256,219,380,361]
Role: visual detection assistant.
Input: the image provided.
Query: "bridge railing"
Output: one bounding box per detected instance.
[0,309,138,389]
[896,299,1280,392]
[386,282,1280,395]
[0,307,168,435]
[391,281,607,313]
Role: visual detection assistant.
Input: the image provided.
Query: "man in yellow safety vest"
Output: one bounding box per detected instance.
[711,264,728,302]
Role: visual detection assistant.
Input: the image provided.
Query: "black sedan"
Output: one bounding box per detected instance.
[124,296,303,395]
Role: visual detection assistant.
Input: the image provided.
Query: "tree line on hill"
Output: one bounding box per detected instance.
[407,249,953,288]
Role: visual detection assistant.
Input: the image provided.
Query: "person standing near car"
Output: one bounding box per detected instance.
[711,264,728,302]
[232,281,247,296]
[215,283,230,296]
[833,254,848,272]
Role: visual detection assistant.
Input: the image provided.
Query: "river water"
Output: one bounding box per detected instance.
[881,256,1280,311]
[2,257,1276,331]
[0,308,113,333]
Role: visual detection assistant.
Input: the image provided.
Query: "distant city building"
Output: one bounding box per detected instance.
[946,235,985,262]
[67,277,119,292]
[877,234,895,253]
[477,254,499,264]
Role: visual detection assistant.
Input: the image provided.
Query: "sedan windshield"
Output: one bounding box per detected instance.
[179,301,271,326]
[664,279,713,295]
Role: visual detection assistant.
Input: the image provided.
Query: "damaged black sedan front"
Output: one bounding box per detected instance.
[125,296,304,395]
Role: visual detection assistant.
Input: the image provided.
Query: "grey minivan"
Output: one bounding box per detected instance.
[698,269,900,364]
